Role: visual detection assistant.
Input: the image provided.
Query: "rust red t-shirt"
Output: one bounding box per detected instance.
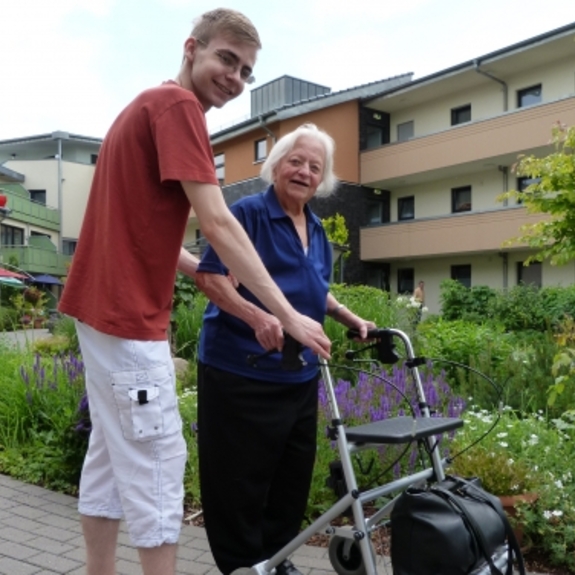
[59,82,218,340]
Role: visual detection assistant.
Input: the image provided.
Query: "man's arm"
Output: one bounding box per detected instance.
[181,181,330,358]
[195,271,284,351]
[177,247,200,278]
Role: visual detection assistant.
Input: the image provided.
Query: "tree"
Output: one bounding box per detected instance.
[321,213,350,283]
[498,122,575,266]
[321,213,349,247]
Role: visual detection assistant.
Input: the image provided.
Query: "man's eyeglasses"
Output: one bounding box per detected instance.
[196,39,255,85]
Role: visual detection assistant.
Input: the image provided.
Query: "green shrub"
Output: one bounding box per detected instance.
[52,315,80,354]
[0,306,20,331]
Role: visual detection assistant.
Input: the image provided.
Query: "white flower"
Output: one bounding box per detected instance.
[498,442,508,448]
[422,306,429,313]
[543,510,552,520]
[555,479,564,489]
[496,432,508,438]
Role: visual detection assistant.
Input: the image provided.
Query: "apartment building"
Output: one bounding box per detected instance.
[360,22,575,313]
[0,131,101,277]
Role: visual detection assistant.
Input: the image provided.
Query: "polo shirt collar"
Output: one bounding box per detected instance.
[263,185,321,228]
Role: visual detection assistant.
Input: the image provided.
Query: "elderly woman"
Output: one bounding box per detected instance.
[195,123,374,575]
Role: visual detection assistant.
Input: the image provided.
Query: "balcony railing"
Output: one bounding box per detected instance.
[360,207,544,261]
[0,246,70,276]
[0,189,60,232]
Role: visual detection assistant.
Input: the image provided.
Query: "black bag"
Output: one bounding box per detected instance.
[390,476,526,575]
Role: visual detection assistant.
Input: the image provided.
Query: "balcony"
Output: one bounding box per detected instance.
[0,185,60,231]
[0,245,70,276]
[360,207,544,261]
[361,97,575,188]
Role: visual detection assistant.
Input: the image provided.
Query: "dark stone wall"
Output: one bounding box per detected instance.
[221,178,379,285]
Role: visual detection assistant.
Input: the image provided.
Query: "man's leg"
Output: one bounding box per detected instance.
[82,516,120,575]
[76,322,186,575]
[139,543,178,575]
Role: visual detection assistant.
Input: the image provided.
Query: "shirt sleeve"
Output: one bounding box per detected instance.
[153,98,219,185]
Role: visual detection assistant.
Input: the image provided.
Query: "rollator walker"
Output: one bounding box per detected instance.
[242,327,513,575]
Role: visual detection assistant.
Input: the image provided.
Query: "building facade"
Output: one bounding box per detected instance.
[0,131,101,277]
[360,23,575,312]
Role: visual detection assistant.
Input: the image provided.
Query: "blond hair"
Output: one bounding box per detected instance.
[191,8,261,48]
[260,124,338,198]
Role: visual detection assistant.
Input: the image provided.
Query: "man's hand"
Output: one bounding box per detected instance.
[282,312,331,360]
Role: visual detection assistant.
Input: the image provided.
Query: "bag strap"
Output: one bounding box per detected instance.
[454,477,526,575]
[432,485,504,575]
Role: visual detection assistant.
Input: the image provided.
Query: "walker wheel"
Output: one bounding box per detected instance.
[328,534,372,575]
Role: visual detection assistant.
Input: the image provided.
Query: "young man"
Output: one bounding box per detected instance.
[59,9,330,575]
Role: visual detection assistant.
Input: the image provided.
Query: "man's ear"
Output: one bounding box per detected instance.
[183,37,200,63]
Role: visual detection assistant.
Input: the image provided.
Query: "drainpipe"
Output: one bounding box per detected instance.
[258,115,276,144]
[57,137,63,254]
[498,165,509,206]
[474,60,508,112]
[499,252,509,289]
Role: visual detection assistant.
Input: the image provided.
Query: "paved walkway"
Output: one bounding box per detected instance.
[0,474,340,575]
[0,474,546,575]
[0,328,52,349]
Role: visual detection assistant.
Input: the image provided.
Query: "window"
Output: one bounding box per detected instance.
[255,138,267,162]
[214,153,225,184]
[62,239,77,256]
[397,121,414,142]
[451,104,471,126]
[29,189,46,205]
[366,125,384,148]
[90,154,98,165]
[398,268,414,294]
[516,176,540,205]
[366,201,384,224]
[452,186,472,213]
[451,264,471,288]
[517,84,542,108]
[0,224,24,246]
[517,261,542,287]
[366,264,390,291]
[398,196,414,221]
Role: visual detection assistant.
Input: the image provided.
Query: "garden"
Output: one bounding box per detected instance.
[1,279,575,572]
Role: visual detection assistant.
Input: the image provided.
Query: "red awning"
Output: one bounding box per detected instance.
[0,267,27,279]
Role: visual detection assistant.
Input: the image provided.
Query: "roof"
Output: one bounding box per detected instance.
[0,131,103,147]
[211,73,414,144]
[362,21,575,108]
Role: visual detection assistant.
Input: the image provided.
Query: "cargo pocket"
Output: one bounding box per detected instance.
[111,364,181,442]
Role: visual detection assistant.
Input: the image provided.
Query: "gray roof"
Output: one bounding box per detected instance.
[210,73,414,144]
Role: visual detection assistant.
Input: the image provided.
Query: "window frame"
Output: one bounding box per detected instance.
[254,138,267,162]
[451,186,472,213]
[29,189,47,205]
[0,223,25,246]
[397,121,414,142]
[451,104,471,126]
[451,264,471,288]
[516,261,542,287]
[397,196,415,221]
[397,268,414,295]
[517,84,542,108]
[214,152,225,184]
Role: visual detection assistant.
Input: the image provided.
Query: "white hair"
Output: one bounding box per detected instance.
[260,123,338,197]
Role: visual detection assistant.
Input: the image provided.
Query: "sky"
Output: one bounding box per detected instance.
[1,0,575,140]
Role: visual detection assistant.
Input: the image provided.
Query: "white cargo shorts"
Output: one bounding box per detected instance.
[76,321,187,548]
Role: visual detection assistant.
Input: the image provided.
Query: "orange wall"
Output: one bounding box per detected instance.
[213,100,360,185]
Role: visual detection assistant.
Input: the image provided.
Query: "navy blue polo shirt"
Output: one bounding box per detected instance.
[198,186,332,383]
